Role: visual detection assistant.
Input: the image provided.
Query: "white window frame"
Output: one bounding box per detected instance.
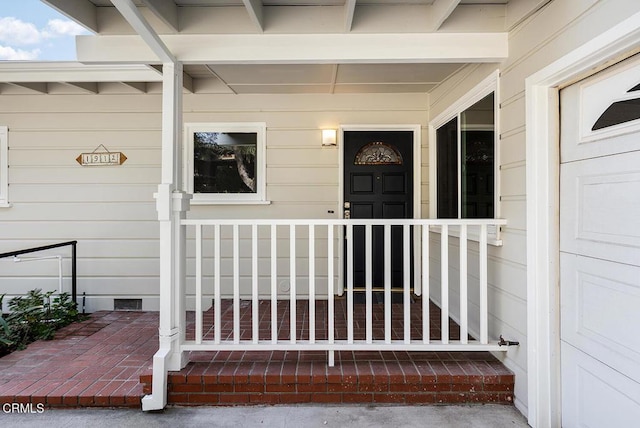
[184,122,269,205]
[428,70,501,244]
[0,126,8,207]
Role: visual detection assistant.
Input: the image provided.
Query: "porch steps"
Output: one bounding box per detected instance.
[140,350,514,406]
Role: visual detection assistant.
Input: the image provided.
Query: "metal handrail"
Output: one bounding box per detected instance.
[0,241,78,307]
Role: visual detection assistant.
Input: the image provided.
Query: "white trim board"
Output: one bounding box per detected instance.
[525,11,640,428]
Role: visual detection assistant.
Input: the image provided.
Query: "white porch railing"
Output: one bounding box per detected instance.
[180,218,507,365]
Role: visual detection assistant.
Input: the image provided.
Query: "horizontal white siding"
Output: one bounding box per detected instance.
[427,0,640,416]
[0,91,429,312]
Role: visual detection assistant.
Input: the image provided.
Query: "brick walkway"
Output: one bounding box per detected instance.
[0,311,157,407]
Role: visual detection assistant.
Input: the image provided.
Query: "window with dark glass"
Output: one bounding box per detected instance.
[436,93,495,219]
[193,132,257,194]
[592,82,640,131]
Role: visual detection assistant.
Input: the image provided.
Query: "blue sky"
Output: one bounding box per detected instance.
[0,0,90,61]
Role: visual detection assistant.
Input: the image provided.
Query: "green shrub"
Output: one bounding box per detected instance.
[0,289,83,357]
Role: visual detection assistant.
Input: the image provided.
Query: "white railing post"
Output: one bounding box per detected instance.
[441,224,449,345]
[271,224,278,344]
[347,224,354,344]
[422,224,430,344]
[252,224,259,344]
[233,224,240,344]
[403,224,411,344]
[214,224,221,344]
[195,224,203,344]
[365,224,373,344]
[327,224,335,366]
[384,225,391,344]
[309,225,316,344]
[479,224,488,344]
[290,224,297,344]
[459,224,468,344]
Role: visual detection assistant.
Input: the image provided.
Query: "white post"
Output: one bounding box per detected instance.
[143,61,191,412]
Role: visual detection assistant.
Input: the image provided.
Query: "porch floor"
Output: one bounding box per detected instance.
[0,298,514,408]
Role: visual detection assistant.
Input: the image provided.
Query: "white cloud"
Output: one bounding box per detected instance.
[0,16,88,60]
[43,19,88,38]
[0,17,42,46]
[0,45,41,60]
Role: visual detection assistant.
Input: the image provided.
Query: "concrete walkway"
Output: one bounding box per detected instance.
[0,404,530,428]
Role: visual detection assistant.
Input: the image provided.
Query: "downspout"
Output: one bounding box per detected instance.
[108,0,191,411]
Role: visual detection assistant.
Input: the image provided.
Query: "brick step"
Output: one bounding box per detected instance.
[140,352,514,406]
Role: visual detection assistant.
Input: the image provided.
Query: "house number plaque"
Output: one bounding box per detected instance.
[76,144,127,166]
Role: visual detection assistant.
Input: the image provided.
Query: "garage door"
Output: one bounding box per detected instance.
[560,54,640,427]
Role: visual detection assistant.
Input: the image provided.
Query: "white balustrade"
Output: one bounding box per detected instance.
[181,218,507,364]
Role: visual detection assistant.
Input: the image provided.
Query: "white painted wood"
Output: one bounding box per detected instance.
[347,224,354,344]
[76,33,508,64]
[560,56,640,426]
[403,224,411,344]
[428,0,462,31]
[41,0,98,33]
[327,224,335,345]
[365,224,372,344]
[195,224,203,344]
[459,224,468,344]
[290,224,296,344]
[384,224,392,344]
[141,0,179,32]
[110,0,176,63]
[214,224,221,344]
[441,224,449,344]
[344,0,357,32]
[252,224,259,344]
[422,225,430,344]
[242,0,264,32]
[233,224,240,344]
[479,224,488,344]
[309,224,316,344]
[0,63,161,83]
[271,224,278,344]
[561,342,640,428]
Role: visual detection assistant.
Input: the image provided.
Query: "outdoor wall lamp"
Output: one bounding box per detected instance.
[321,129,337,146]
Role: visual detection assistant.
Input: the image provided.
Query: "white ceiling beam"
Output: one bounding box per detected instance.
[0,63,162,83]
[76,32,508,64]
[110,0,176,63]
[140,0,180,32]
[63,82,98,93]
[427,0,461,31]
[122,81,148,93]
[204,65,236,94]
[506,0,551,30]
[344,0,357,32]
[41,0,98,33]
[242,0,264,33]
[182,72,194,93]
[9,82,48,94]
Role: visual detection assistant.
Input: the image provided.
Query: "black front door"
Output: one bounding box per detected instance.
[343,131,414,300]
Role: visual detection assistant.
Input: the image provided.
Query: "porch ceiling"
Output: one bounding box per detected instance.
[0,0,547,95]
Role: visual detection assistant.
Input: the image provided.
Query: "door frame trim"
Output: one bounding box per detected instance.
[338,124,422,296]
[525,11,640,428]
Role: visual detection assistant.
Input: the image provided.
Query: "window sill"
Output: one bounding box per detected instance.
[429,224,503,247]
[0,202,11,208]
[190,200,272,206]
